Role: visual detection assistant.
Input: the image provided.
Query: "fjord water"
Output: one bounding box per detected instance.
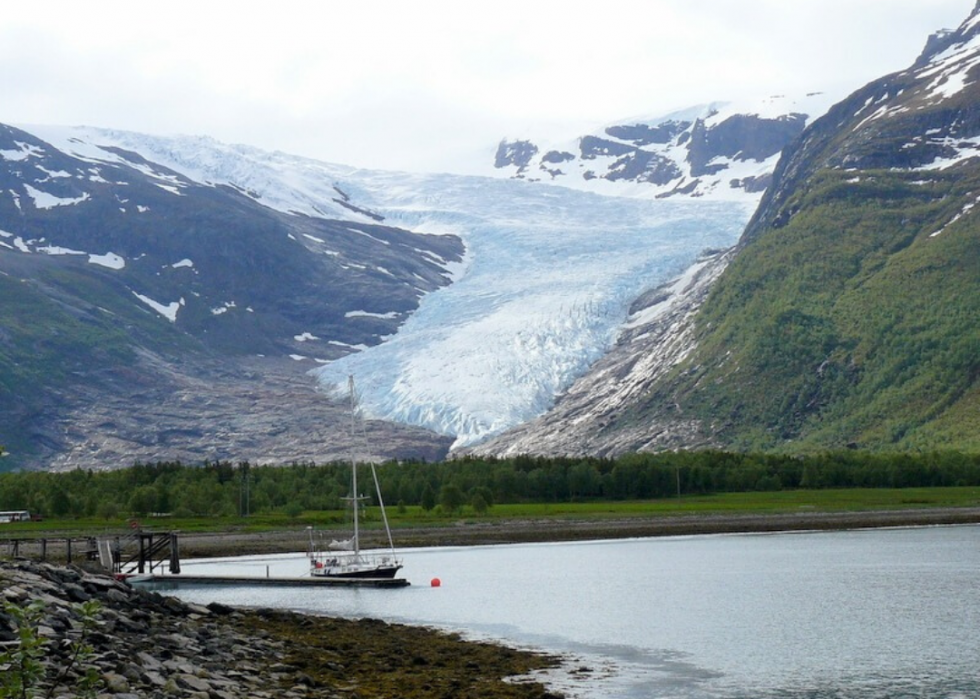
[170,526,978,698]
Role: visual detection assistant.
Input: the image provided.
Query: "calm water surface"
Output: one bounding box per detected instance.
[161,526,980,698]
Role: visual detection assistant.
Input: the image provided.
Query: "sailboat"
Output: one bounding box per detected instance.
[308,376,404,580]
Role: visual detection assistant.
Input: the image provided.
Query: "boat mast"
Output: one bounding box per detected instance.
[371,462,397,554]
[349,374,360,556]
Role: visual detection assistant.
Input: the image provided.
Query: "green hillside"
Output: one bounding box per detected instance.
[624,22,980,454]
[670,168,980,452]
[0,262,195,466]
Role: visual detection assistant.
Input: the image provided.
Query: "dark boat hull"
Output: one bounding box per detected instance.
[318,564,403,579]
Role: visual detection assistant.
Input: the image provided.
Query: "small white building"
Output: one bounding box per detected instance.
[0,510,31,523]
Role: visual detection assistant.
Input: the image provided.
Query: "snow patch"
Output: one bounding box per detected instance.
[294,332,319,342]
[36,165,72,179]
[38,245,86,256]
[89,252,126,270]
[211,301,237,316]
[23,184,90,210]
[916,31,980,102]
[345,310,401,320]
[171,259,194,269]
[931,195,979,237]
[0,142,44,162]
[327,340,369,352]
[347,227,390,245]
[133,293,183,322]
[918,136,980,170]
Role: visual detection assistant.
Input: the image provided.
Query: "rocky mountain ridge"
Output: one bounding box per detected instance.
[0,124,462,470]
[492,94,834,201]
[9,6,979,469]
[478,4,980,456]
[2,123,753,470]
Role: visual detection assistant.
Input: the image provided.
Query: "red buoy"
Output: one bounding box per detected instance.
[430,577,441,588]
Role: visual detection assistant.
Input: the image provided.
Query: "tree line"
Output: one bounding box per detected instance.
[1,450,978,519]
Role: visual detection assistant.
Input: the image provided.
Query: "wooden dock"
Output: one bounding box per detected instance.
[5,530,410,589]
[128,574,410,588]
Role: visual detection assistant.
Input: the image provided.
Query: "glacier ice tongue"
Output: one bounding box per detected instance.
[310,172,753,448]
[27,126,753,449]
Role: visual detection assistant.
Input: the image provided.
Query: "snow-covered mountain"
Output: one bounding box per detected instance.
[55,129,752,448]
[6,7,974,468]
[0,124,465,469]
[310,178,750,448]
[2,124,463,358]
[490,94,836,201]
[476,3,980,457]
[2,121,756,465]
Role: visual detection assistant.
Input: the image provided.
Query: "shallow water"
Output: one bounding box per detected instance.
[158,525,980,698]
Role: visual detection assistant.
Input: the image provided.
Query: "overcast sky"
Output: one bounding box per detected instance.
[2,1,975,173]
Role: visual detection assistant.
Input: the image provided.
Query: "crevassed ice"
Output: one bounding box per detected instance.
[311,172,753,448]
[31,127,753,449]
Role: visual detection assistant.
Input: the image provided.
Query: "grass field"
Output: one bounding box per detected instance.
[3,486,979,538]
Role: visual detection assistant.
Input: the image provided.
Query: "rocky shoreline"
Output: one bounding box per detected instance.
[0,560,561,698]
[3,511,978,697]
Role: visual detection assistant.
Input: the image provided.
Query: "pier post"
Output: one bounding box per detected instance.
[169,532,181,574]
[66,538,72,564]
[40,539,47,561]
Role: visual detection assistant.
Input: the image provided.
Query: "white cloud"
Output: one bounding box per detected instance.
[0,0,974,173]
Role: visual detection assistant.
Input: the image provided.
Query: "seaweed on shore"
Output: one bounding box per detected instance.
[0,561,564,699]
[236,607,564,698]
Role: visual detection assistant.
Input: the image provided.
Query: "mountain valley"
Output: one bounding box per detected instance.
[479,6,980,456]
[3,6,980,470]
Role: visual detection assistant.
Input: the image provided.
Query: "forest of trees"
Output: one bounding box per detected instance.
[0,450,978,520]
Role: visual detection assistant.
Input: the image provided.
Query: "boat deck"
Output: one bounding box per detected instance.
[127,574,410,588]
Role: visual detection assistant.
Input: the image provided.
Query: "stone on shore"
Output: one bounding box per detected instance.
[0,560,562,698]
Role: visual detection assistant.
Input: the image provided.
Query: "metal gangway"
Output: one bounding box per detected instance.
[97,530,181,576]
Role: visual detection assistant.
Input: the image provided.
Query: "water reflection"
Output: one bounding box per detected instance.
[158,526,980,699]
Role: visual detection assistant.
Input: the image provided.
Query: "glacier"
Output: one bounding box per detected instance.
[310,171,754,448]
[21,126,755,449]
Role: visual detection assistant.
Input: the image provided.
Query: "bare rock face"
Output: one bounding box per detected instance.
[0,124,463,471]
[494,139,539,175]
[470,250,734,457]
[493,105,810,198]
[35,354,452,472]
